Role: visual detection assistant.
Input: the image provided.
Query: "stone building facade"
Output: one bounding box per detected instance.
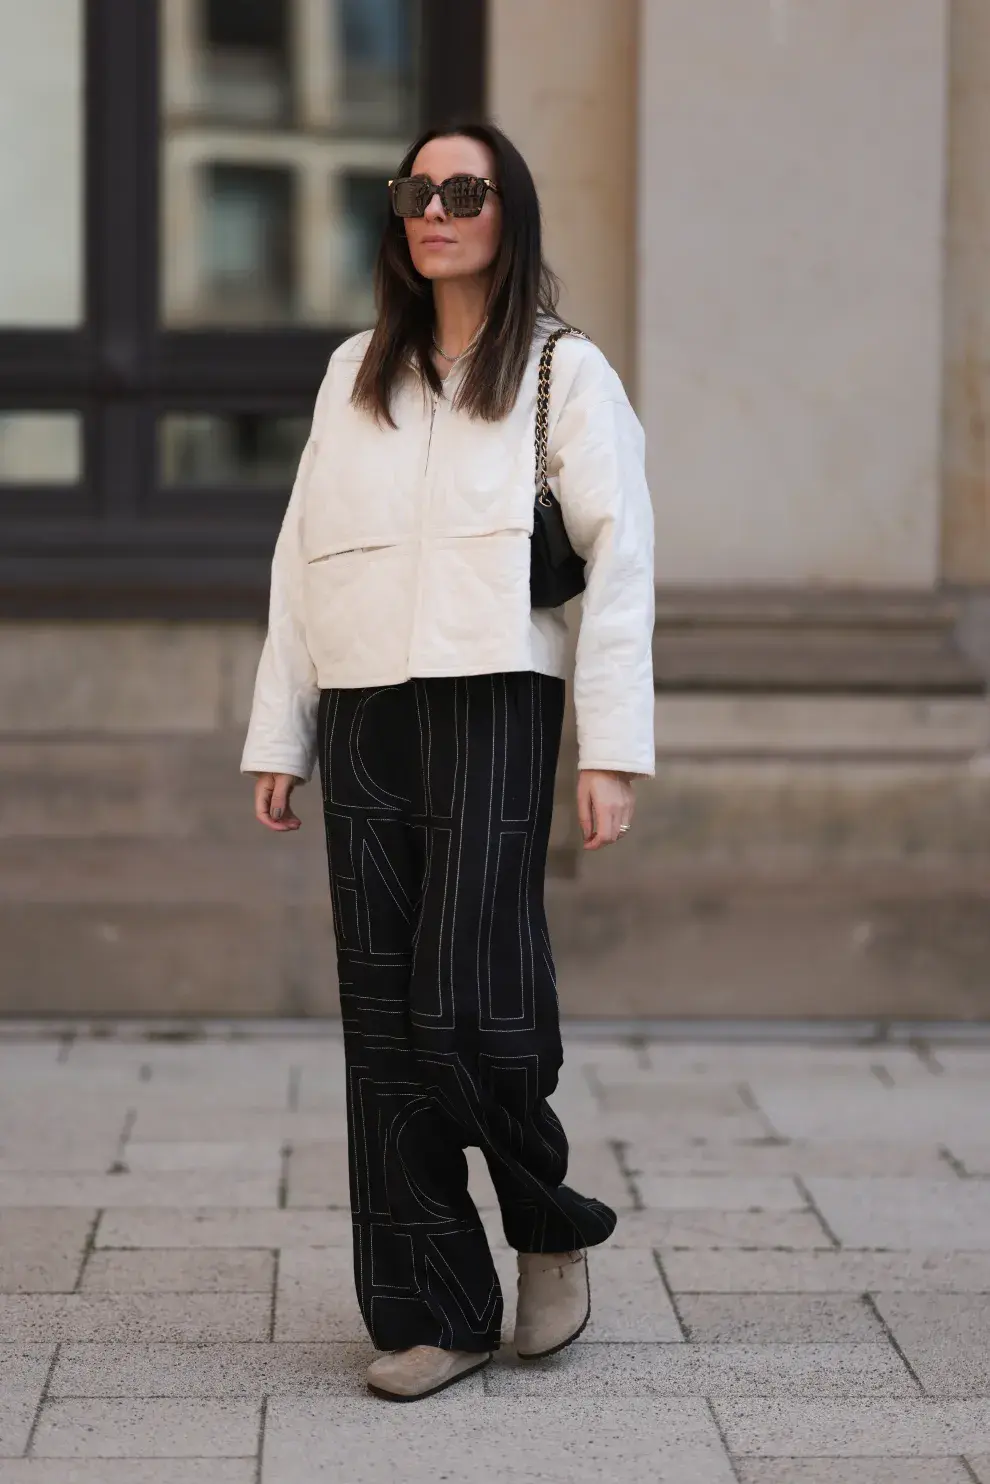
[1,0,989,1018]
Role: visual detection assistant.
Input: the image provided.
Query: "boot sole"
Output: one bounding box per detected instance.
[515,1264,591,1361]
[367,1352,492,1403]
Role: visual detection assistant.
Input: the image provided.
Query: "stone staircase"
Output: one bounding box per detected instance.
[1,596,988,1020]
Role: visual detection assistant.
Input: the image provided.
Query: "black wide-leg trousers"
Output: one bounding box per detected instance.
[317,672,616,1353]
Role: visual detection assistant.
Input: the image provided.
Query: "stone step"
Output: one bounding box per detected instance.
[654,631,985,692]
[589,755,990,877]
[653,693,990,757]
[653,586,964,629]
[0,863,985,1021]
[653,587,987,694]
[546,871,990,1019]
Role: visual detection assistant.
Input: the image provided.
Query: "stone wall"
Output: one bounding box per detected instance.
[638,0,949,588]
[488,0,639,383]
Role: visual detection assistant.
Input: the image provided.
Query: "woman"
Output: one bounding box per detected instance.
[241,120,655,1401]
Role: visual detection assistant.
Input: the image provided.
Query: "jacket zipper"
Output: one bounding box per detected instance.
[424,386,439,474]
[409,383,441,670]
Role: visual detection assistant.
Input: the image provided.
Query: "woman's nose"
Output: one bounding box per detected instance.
[423,190,447,220]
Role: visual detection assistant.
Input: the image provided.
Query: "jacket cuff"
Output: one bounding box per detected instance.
[576,758,656,779]
[240,752,315,783]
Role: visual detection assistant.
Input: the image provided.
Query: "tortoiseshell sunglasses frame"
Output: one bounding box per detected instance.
[388,174,500,219]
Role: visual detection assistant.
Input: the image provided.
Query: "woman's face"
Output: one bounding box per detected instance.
[402,135,502,285]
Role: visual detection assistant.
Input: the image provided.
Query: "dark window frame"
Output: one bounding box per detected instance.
[0,0,487,619]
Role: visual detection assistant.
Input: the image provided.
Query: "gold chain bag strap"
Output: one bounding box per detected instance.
[530,325,589,608]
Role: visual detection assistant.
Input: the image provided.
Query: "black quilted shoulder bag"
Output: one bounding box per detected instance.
[530,326,588,608]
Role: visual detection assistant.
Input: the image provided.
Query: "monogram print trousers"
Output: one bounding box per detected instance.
[317,672,616,1354]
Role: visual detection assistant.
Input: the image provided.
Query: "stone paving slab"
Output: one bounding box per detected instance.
[871,1294,990,1398]
[273,1248,366,1342]
[0,1211,95,1293]
[926,1049,990,1077]
[596,1079,756,1115]
[121,1142,283,1174]
[733,1462,973,1483]
[484,1341,915,1397]
[944,1142,990,1176]
[610,1208,832,1249]
[31,1398,260,1458]
[714,1399,990,1455]
[581,1249,684,1342]
[0,1463,255,1483]
[62,1038,344,1071]
[749,1083,990,1144]
[676,1294,885,1344]
[283,1143,351,1208]
[261,1395,738,1483]
[970,1456,990,1482]
[128,1110,348,1142]
[637,1045,931,1083]
[0,1135,124,1174]
[624,1139,952,1177]
[806,1178,990,1250]
[0,1173,279,1209]
[0,1397,40,1463]
[50,1343,375,1398]
[95,1208,354,1249]
[660,1249,990,1293]
[0,1349,55,1460]
[0,1293,269,1343]
[79,1249,275,1294]
[632,1174,807,1210]
[598,1111,774,1145]
[562,1142,636,1210]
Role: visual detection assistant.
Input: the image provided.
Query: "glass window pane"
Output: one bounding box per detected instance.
[159,412,309,487]
[201,0,291,124]
[338,0,419,133]
[202,165,295,325]
[160,0,420,329]
[0,0,84,327]
[0,414,82,484]
[338,172,388,323]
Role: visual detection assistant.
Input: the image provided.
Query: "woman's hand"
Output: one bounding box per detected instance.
[254,772,304,832]
[576,769,635,850]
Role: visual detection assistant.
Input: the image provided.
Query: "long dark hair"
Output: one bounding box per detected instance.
[350,120,564,427]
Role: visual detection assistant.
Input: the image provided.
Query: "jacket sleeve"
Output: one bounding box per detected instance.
[239,426,322,783]
[549,346,656,777]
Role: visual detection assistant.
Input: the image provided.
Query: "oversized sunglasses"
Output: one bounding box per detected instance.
[388,174,499,219]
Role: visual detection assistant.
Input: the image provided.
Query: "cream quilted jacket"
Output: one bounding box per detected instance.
[240,322,656,782]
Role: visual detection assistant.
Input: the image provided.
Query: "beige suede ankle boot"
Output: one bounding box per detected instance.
[514,1249,590,1359]
[366,1344,492,1401]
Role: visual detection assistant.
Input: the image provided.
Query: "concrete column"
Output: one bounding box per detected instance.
[160,143,202,326]
[638,0,949,587]
[160,0,199,116]
[487,0,638,384]
[300,159,335,325]
[488,1,640,862]
[295,0,337,129]
[941,0,990,583]
[0,0,83,326]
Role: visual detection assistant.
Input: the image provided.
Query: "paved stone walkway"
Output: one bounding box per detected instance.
[1,1022,989,1481]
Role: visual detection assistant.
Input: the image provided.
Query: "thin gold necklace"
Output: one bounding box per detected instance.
[432,319,486,363]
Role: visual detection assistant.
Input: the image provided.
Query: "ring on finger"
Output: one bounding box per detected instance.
[618,823,631,836]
